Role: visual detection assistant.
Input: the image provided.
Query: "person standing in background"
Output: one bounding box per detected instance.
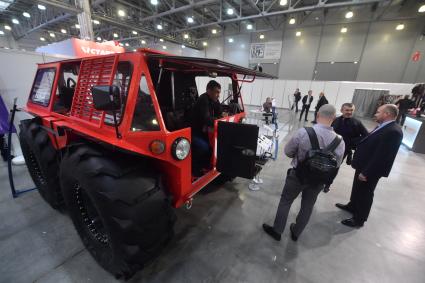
[395,95,415,126]
[312,92,328,124]
[271,97,277,124]
[299,90,313,122]
[291,88,301,113]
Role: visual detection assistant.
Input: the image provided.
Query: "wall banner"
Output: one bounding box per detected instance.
[250,41,282,60]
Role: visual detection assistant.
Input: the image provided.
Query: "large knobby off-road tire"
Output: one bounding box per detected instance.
[60,145,176,279]
[19,118,63,209]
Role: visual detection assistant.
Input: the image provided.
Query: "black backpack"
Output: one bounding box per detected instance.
[296,127,342,185]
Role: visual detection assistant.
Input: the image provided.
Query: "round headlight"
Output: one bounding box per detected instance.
[240,117,247,124]
[172,138,190,160]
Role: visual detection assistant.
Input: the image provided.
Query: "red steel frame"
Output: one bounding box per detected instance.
[24,49,247,208]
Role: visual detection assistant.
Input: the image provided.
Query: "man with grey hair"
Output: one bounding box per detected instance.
[263,104,345,241]
[338,104,403,228]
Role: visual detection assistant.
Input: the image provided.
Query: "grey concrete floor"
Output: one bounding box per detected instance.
[1,109,425,283]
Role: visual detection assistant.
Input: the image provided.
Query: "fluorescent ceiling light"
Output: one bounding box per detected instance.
[211,29,217,34]
[141,40,146,44]
[61,29,66,34]
[119,43,123,46]
[184,33,189,39]
[181,45,185,48]
[330,61,335,64]
[40,37,45,41]
[159,38,164,42]
[345,11,353,19]
[133,49,137,51]
[97,37,102,41]
[419,4,425,13]
[247,24,253,30]
[118,10,125,17]
[259,34,265,39]
[280,0,288,6]
[49,32,55,37]
[296,31,301,36]
[227,8,234,15]
[37,4,46,10]
[162,45,167,49]
[125,43,129,46]
[132,30,138,35]
[228,38,234,43]
[4,25,11,30]
[203,41,208,46]
[12,19,19,24]
[93,19,100,24]
[75,24,80,29]
[289,18,295,25]
[151,0,158,5]
[354,61,358,64]
[113,33,118,38]
[0,1,12,11]
[341,27,347,33]
[0,31,4,35]
[157,24,163,30]
[23,12,30,18]
[396,23,404,30]
[187,17,194,23]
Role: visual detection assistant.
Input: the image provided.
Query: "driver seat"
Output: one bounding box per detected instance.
[59,86,75,110]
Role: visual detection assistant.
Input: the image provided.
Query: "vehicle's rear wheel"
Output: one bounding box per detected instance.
[19,118,63,209]
[60,145,176,279]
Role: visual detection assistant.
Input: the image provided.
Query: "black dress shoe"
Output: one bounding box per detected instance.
[289,223,298,242]
[262,223,281,241]
[341,218,363,228]
[335,203,354,213]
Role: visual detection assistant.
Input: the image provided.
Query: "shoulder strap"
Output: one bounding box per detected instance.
[325,135,342,152]
[304,127,320,150]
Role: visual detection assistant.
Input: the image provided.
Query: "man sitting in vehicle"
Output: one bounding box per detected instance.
[190,80,223,176]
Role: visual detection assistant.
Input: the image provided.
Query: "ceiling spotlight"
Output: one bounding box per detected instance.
[61,29,67,34]
[132,30,138,35]
[330,61,335,64]
[354,61,358,64]
[228,38,234,43]
[0,31,4,35]
[227,8,234,15]
[151,0,158,5]
[157,24,163,30]
[125,43,129,46]
[118,10,125,17]
[247,24,253,30]
[345,11,353,19]
[40,37,45,41]
[181,45,186,48]
[396,23,404,30]
[296,31,301,37]
[162,45,167,49]
[141,40,146,44]
[341,27,347,33]
[203,41,208,46]
[419,4,425,13]
[37,4,46,10]
[119,43,123,46]
[113,33,118,38]
[12,19,19,24]
[159,38,164,42]
[280,0,288,5]
[187,17,194,23]
[289,18,296,25]
[4,25,11,30]
[315,17,319,20]
[93,19,100,24]
[259,34,265,39]
[75,24,80,29]
[49,32,55,38]
[184,33,189,39]
[97,37,102,41]
[23,12,30,18]
[212,29,217,34]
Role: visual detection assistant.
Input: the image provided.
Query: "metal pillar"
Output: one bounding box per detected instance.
[76,0,94,41]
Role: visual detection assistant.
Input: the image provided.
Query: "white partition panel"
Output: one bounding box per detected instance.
[261,80,275,104]
[240,81,253,105]
[335,81,358,108]
[283,80,298,108]
[310,81,326,108]
[250,79,264,106]
[272,80,286,108]
[324,81,341,106]
[297,80,312,96]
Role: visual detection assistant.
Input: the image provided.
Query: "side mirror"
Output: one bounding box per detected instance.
[91,85,121,111]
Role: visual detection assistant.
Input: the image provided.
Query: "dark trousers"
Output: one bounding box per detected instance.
[396,112,407,126]
[291,101,299,112]
[299,105,310,121]
[347,170,380,223]
[191,134,211,174]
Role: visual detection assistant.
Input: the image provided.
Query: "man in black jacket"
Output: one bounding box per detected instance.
[332,103,368,164]
[395,95,415,126]
[291,88,301,113]
[336,104,403,228]
[299,90,313,122]
[312,92,328,123]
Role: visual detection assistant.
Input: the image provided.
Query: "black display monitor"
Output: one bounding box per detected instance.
[216,121,259,179]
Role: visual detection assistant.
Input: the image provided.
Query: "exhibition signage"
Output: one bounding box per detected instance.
[250,41,282,60]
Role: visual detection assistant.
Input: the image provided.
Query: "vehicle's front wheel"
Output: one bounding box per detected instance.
[60,145,175,279]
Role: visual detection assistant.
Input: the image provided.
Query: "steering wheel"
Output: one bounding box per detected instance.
[67,77,76,88]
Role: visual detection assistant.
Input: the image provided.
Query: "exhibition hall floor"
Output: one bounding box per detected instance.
[1,109,424,283]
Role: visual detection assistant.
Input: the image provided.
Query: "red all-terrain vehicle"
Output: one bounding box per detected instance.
[19,48,274,278]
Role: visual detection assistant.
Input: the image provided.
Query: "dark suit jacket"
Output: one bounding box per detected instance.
[351,121,403,179]
[302,95,313,106]
[332,116,368,149]
[315,96,329,110]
